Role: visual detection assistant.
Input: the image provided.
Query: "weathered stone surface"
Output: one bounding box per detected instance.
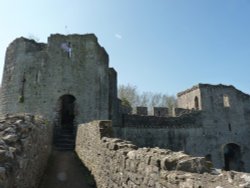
[2,134,18,143]
[176,157,211,173]
[0,114,53,188]
[0,167,6,180]
[0,34,118,127]
[75,120,250,188]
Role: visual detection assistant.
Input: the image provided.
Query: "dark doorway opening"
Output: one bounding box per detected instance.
[205,154,212,162]
[223,143,243,171]
[59,95,76,130]
[194,96,199,110]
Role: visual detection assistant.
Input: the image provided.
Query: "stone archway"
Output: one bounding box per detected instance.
[54,94,76,150]
[59,94,76,130]
[223,143,243,171]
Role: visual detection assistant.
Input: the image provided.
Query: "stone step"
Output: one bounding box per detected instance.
[54,142,75,148]
[53,128,76,151]
[54,141,75,146]
[54,143,75,148]
[53,125,76,151]
[54,145,75,151]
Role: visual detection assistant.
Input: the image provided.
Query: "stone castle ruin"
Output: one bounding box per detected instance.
[0,34,118,125]
[0,33,250,187]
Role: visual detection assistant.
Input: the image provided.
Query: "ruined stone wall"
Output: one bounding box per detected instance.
[113,108,250,171]
[198,84,250,171]
[177,85,201,110]
[176,84,250,171]
[0,114,53,188]
[0,34,113,125]
[75,120,213,188]
[75,120,250,188]
[0,38,47,117]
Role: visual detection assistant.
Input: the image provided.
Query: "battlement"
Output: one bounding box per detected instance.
[121,111,201,129]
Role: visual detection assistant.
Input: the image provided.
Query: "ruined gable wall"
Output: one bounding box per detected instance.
[177,84,250,171]
[177,85,201,110]
[199,85,250,171]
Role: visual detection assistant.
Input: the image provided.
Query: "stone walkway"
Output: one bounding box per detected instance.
[39,150,96,188]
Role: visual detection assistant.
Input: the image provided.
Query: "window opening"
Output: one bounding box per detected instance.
[228,123,232,131]
[205,154,212,162]
[223,95,230,107]
[194,96,199,110]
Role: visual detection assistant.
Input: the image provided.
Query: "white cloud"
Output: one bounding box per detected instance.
[115,33,122,39]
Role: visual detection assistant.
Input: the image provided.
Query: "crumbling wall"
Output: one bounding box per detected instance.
[177,85,201,110]
[75,120,214,188]
[0,114,53,188]
[178,84,250,172]
[0,37,47,117]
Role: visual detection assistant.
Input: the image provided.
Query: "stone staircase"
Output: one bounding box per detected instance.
[54,128,76,151]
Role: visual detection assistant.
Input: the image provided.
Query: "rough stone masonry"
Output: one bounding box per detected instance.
[1,33,250,187]
[0,114,52,188]
[76,120,250,188]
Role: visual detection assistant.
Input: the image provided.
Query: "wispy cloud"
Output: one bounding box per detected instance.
[115,33,122,39]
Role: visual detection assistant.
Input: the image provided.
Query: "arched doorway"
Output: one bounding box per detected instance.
[223,143,243,171]
[59,95,76,130]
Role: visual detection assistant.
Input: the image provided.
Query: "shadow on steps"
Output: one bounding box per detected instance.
[39,150,96,188]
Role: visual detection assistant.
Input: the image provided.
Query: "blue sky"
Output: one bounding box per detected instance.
[0,0,250,95]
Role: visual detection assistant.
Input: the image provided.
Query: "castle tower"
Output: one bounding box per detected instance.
[0,34,118,127]
[177,83,250,171]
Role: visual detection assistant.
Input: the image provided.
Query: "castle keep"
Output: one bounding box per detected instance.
[0,34,250,187]
[0,34,118,128]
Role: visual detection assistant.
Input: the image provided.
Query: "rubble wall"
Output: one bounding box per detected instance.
[75,120,212,188]
[0,114,53,188]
